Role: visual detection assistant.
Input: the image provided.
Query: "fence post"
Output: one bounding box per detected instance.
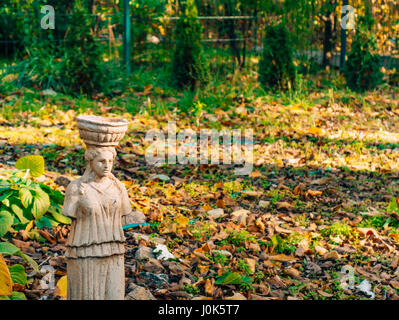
[340,0,348,72]
[123,0,131,75]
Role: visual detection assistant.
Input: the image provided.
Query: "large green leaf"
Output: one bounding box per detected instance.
[9,264,27,285]
[31,187,50,220]
[19,188,33,208]
[11,204,29,224]
[0,210,13,237]
[215,272,243,285]
[40,184,64,205]
[0,190,13,202]
[15,155,45,177]
[0,181,11,193]
[0,242,39,272]
[10,292,27,300]
[36,216,58,229]
[48,207,71,225]
[0,242,20,255]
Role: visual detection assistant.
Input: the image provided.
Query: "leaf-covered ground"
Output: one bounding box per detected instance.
[1,72,399,300]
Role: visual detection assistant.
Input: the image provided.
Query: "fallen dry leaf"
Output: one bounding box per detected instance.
[267,254,296,262]
[0,254,12,296]
[204,278,214,296]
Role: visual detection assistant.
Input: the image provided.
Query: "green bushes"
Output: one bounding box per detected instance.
[170,0,209,90]
[0,154,71,300]
[344,9,383,92]
[59,2,106,95]
[0,241,39,300]
[0,1,19,57]
[0,0,33,58]
[0,155,70,241]
[258,23,296,91]
[2,0,125,96]
[130,0,167,55]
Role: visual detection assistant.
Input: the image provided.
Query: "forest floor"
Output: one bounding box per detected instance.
[1,71,399,300]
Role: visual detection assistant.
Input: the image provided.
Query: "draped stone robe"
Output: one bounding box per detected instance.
[62,177,131,300]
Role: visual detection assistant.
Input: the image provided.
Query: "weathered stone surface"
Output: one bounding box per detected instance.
[125,284,156,300]
[63,115,129,300]
[123,210,146,225]
[135,246,155,260]
[207,208,225,219]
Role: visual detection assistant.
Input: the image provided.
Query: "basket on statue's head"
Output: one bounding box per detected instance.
[76,115,128,147]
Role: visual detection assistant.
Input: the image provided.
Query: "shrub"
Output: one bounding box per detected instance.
[343,8,383,92]
[59,1,107,95]
[0,0,34,58]
[170,0,209,90]
[0,241,39,300]
[130,0,167,56]
[0,155,70,240]
[3,0,125,95]
[258,23,296,91]
[0,1,18,57]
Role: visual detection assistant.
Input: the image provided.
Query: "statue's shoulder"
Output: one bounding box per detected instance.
[66,178,84,194]
[114,178,127,190]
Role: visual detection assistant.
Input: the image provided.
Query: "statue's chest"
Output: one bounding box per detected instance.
[80,183,120,213]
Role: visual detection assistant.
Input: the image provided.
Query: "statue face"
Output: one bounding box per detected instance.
[91,151,114,178]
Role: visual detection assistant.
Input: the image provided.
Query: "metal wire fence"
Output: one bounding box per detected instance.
[0,4,398,77]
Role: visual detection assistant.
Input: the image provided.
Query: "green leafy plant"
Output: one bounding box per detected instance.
[0,242,39,272]
[215,271,250,285]
[283,232,306,252]
[0,241,39,300]
[254,270,265,283]
[213,252,229,266]
[59,0,107,95]
[183,283,200,295]
[226,229,257,246]
[171,0,209,90]
[15,155,45,178]
[130,0,167,57]
[215,271,254,292]
[0,155,70,239]
[237,259,253,275]
[258,22,296,91]
[320,223,352,237]
[344,7,383,92]
[0,174,69,238]
[387,197,399,215]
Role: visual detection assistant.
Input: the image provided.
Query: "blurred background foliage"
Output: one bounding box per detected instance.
[0,0,397,95]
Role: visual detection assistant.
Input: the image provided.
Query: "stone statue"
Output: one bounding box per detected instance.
[62,115,130,300]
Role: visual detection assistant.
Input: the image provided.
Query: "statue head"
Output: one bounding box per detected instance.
[84,146,116,179]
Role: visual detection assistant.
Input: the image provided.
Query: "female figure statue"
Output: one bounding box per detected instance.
[62,115,130,300]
